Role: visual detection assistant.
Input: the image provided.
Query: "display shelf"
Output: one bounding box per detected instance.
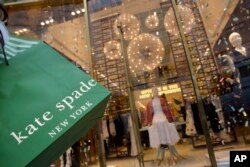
[160,0,218,99]
[90,14,132,159]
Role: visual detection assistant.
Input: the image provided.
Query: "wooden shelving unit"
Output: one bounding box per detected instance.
[90,14,131,158]
[160,0,218,99]
[160,0,221,148]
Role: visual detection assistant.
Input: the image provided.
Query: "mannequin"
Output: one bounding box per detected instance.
[229,32,249,58]
[218,32,250,132]
[145,87,181,165]
[229,32,249,110]
[229,32,250,87]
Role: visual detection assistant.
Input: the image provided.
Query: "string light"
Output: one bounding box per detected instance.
[145,14,159,29]
[113,13,140,41]
[103,40,122,60]
[71,8,85,16]
[127,33,165,73]
[164,5,195,35]
[14,28,29,35]
[40,17,54,26]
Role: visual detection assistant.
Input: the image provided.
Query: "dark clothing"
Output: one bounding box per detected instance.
[72,141,81,167]
[180,106,188,137]
[191,102,203,135]
[204,101,221,133]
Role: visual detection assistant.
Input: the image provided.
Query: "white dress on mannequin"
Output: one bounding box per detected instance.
[148,97,180,148]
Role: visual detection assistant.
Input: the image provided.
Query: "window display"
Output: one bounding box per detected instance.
[6,0,250,166]
[217,31,250,144]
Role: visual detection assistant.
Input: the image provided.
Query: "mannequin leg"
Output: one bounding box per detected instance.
[156,146,165,166]
[171,145,185,159]
[157,146,165,166]
[156,147,162,160]
[171,145,179,156]
[161,147,166,160]
[168,145,177,165]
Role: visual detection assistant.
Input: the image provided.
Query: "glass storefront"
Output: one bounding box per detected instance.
[85,0,250,166]
[3,0,250,166]
[6,0,90,72]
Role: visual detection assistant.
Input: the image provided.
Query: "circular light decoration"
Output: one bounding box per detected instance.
[103,40,121,60]
[113,13,140,41]
[164,5,195,35]
[127,33,165,73]
[145,14,159,29]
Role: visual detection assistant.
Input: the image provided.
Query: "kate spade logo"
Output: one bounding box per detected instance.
[10,79,97,144]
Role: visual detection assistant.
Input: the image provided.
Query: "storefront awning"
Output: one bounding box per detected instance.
[0,35,110,167]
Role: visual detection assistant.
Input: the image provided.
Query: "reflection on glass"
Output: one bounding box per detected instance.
[6,0,90,71]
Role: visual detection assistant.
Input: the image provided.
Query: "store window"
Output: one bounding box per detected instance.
[86,0,250,166]
[209,0,250,143]
[4,0,250,166]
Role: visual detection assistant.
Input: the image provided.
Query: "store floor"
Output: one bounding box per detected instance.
[88,137,250,167]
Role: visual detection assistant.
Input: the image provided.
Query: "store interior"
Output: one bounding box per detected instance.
[3,0,250,166]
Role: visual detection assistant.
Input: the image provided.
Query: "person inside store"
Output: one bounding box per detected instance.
[144,87,182,165]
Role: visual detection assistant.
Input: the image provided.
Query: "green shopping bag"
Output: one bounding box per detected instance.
[0,36,111,167]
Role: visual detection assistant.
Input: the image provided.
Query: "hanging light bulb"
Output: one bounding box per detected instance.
[127,33,165,73]
[76,10,81,14]
[145,14,159,29]
[49,17,54,23]
[113,13,140,41]
[164,5,195,35]
[103,40,122,60]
